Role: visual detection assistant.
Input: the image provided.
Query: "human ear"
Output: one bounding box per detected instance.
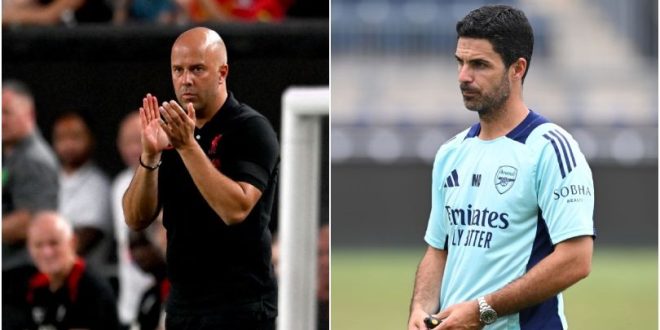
[219,64,229,84]
[70,234,79,253]
[511,58,527,81]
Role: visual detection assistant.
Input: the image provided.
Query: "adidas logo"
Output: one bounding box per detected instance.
[443,169,459,188]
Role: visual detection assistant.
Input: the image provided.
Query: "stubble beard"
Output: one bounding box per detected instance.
[176,93,203,116]
[462,75,511,121]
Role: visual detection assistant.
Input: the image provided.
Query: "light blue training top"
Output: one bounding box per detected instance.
[425,111,595,330]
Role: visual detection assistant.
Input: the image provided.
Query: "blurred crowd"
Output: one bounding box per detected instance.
[2,79,329,330]
[2,0,326,26]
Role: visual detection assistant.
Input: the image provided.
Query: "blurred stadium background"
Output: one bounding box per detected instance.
[3,12,329,329]
[3,21,329,228]
[331,0,658,329]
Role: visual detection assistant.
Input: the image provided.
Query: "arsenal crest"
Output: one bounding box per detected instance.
[494,166,517,194]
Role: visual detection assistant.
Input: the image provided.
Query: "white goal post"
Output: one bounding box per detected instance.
[278,87,329,330]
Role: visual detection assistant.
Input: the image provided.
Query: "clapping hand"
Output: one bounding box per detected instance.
[139,93,170,162]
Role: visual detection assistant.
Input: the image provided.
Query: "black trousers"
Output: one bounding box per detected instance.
[165,313,276,330]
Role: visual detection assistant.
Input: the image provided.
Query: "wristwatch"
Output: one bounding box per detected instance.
[478,297,498,325]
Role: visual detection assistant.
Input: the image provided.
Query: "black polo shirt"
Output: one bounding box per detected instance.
[158,92,279,317]
[25,259,119,330]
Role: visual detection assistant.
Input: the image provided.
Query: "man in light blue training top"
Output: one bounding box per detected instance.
[408,5,594,330]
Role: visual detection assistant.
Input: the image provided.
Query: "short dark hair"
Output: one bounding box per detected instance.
[53,110,96,139]
[3,79,34,101]
[456,5,534,82]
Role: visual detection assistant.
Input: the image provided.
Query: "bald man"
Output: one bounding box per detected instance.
[25,212,118,330]
[123,27,279,329]
[2,80,59,270]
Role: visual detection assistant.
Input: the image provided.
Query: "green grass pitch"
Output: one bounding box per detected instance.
[331,248,657,329]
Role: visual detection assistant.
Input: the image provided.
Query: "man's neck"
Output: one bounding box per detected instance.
[2,132,32,157]
[61,160,87,176]
[477,99,529,140]
[47,259,76,292]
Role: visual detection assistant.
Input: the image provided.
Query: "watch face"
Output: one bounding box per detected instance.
[481,309,497,324]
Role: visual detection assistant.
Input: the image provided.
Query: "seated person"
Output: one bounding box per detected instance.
[3,0,112,25]
[25,211,119,330]
[53,111,115,281]
[129,218,168,330]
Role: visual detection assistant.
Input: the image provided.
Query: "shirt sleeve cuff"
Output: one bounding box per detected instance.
[231,160,271,192]
[425,233,447,250]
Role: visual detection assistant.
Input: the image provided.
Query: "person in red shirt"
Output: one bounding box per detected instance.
[179,0,291,22]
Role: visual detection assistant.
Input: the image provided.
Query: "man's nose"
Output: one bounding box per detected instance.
[458,65,472,84]
[182,70,193,85]
[40,246,55,258]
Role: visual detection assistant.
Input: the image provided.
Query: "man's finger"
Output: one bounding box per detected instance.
[149,95,156,118]
[160,105,175,126]
[146,94,156,120]
[158,118,173,138]
[161,102,176,121]
[143,97,151,122]
[139,107,147,129]
[435,309,450,320]
[168,100,188,122]
[165,102,185,127]
[408,322,423,330]
[151,95,159,118]
[187,103,195,122]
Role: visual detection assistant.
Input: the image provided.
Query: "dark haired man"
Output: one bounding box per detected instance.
[408,5,594,330]
[123,27,279,329]
[53,111,114,279]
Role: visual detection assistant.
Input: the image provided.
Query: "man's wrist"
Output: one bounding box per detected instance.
[477,296,498,325]
[142,152,161,163]
[140,154,162,170]
[176,141,200,157]
[410,301,432,314]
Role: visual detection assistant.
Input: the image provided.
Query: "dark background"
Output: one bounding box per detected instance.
[3,22,328,175]
[3,22,329,228]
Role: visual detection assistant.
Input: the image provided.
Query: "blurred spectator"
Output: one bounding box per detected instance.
[113,0,179,24]
[2,0,112,25]
[52,111,115,282]
[2,80,59,270]
[177,0,290,22]
[25,211,119,329]
[128,218,168,330]
[2,79,59,330]
[112,112,154,328]
[271,233,280,277]
[317,223,329,330]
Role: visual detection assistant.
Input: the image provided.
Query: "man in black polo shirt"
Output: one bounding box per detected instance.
[123,27,279,329]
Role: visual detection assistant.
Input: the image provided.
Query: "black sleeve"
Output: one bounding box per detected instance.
[81,275,120,330]
[3,266,37,330]
[228,116,279,192]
